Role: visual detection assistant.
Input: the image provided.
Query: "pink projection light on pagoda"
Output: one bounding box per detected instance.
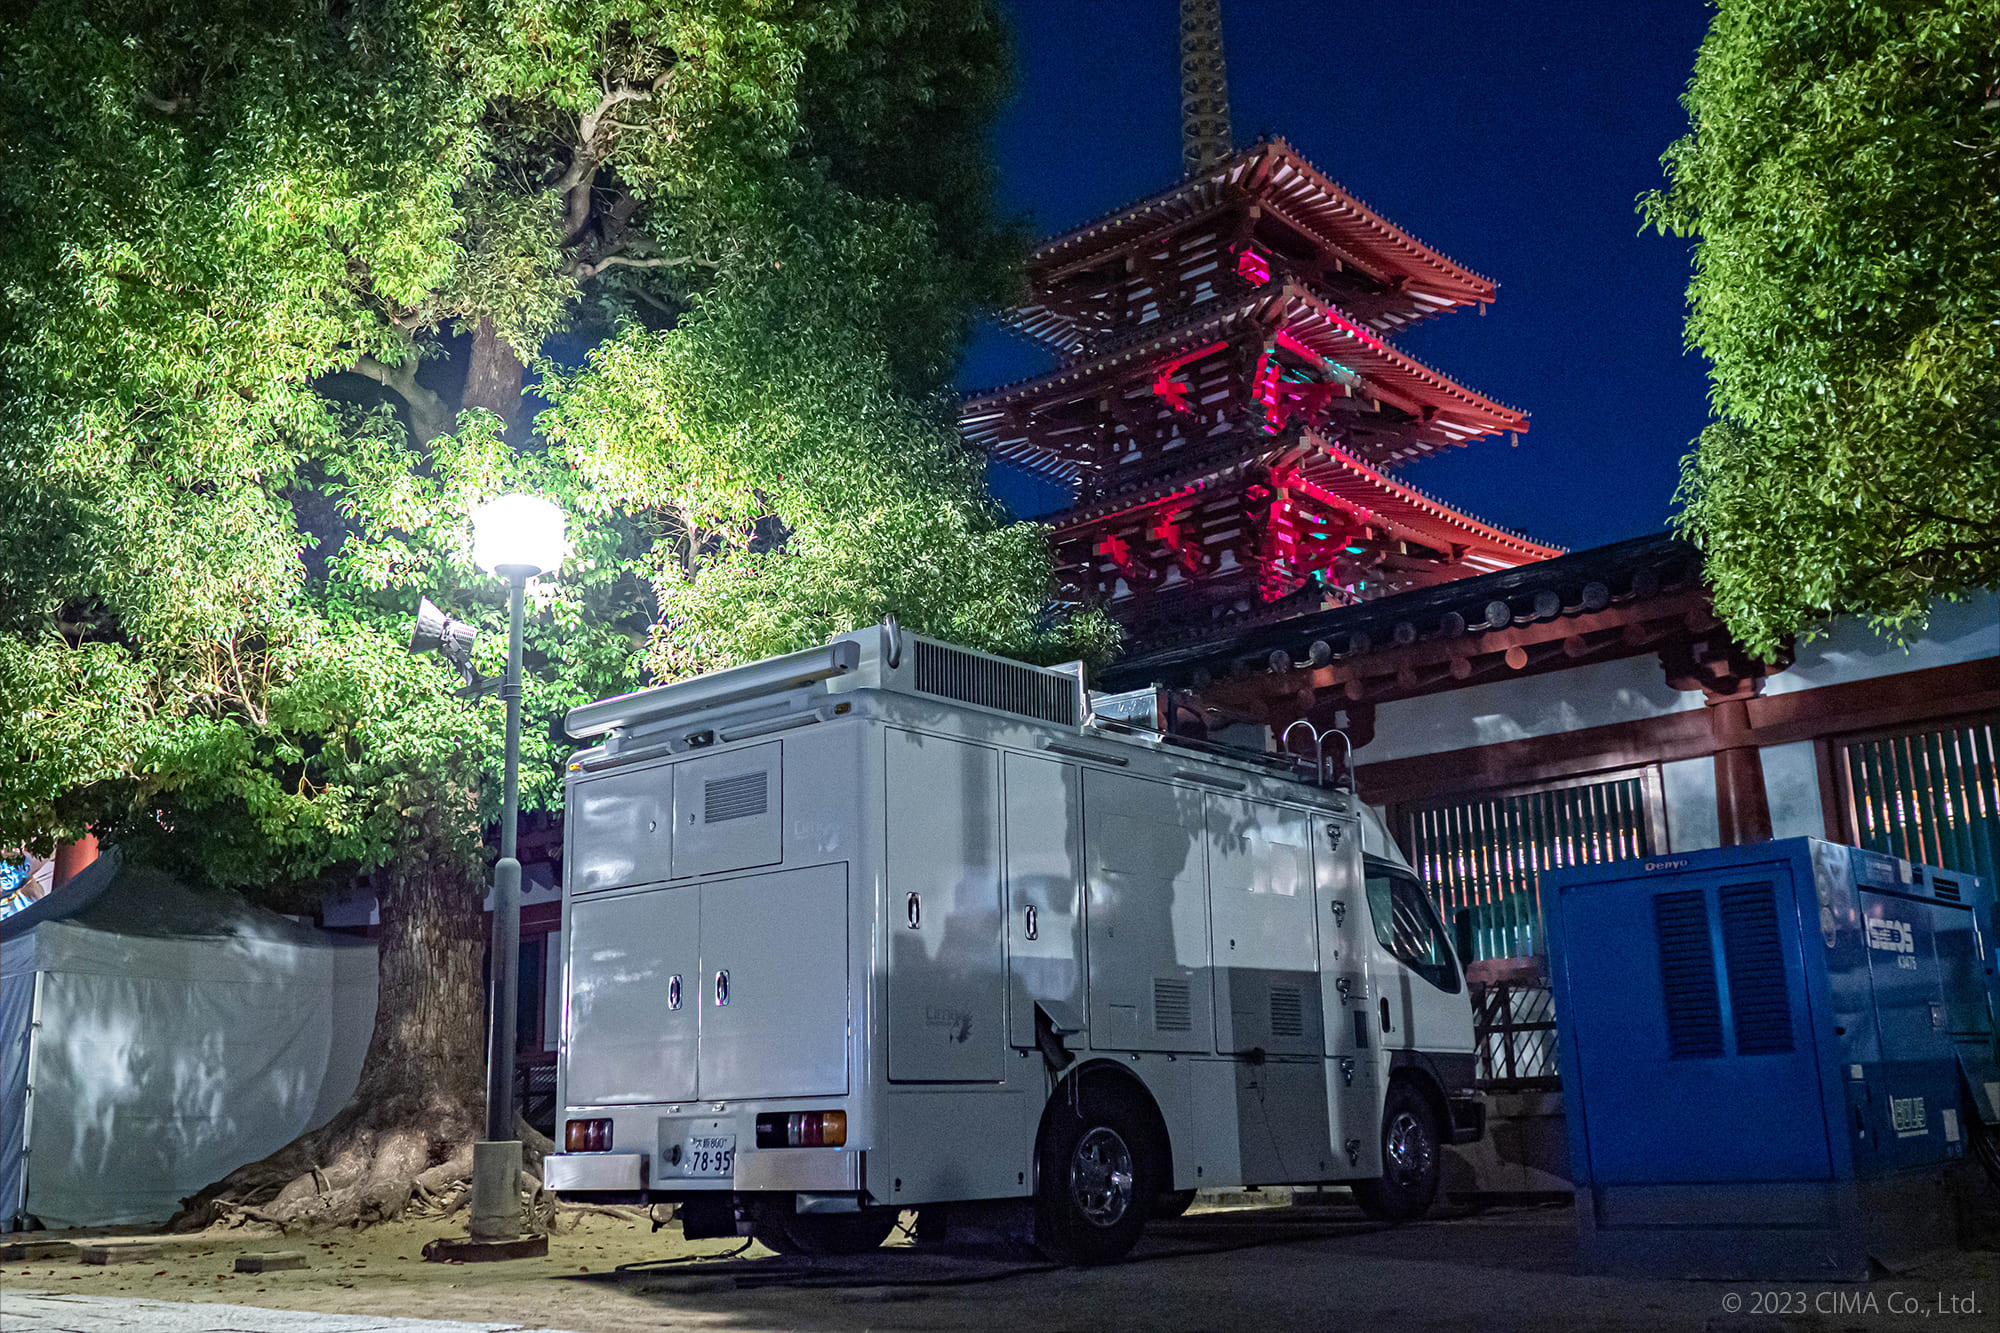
[960,5,1560,657]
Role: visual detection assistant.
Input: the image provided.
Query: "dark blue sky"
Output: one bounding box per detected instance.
[962,0,1716,554]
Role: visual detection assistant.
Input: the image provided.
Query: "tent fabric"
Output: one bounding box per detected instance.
[0,851,376,1229]
[0,971,34,1231]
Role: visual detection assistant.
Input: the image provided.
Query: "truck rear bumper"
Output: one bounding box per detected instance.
[734,1147,865,1193]
[546,1148,866,1197]
[544,1151,645,1192]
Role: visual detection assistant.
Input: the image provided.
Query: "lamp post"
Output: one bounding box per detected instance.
[461,494,566,1248]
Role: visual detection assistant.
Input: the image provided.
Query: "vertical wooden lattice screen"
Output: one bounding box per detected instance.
[1401,774,1658,961]
[1838,716,1999,888]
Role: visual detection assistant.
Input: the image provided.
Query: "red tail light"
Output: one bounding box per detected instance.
[565,1118,613,1152]
[755,1110,847,1148]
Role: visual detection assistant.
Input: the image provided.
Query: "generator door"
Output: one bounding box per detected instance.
[884,730,1005,1082]
[1003,753,1084,1049]
[1206,796,1319,1056]
[671,742,782,879]
[1081,770,1211,1054]
[564,885,698,1105]
[567,762,673,894]
[696,864,848,1100]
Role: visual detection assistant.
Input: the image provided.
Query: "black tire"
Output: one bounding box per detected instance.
[1035,1081,1162,1264]
[748,1201,896,1256]
[1152,1188,1197,1219]
[1352,1081,1442,1223]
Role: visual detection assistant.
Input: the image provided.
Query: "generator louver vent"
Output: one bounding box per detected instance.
[1931,876,1962,903]
[704,772,768,824]
[912,639,1078,727]
[1653,890,1723,1059]
[1719,882,1794,1055]
[1269,986,1304,1038]
[1153,978,1192,1032]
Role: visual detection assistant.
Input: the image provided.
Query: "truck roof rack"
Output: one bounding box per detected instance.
[1083,715,1353,794]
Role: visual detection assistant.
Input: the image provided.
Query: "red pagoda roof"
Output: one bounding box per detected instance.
[1022,138,1496,324]
[962,281,1528,478]
[1289,434,1564,568]
[1052,431,1562,571]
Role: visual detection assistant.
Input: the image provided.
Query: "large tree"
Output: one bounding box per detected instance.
[0,0,1106,1227]
[1644,0,1999,656]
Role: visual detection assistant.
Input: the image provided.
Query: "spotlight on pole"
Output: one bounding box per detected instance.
[408,596,480,686]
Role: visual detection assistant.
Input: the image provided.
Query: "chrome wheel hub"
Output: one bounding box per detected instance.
[1384,1109,1434,1188]
[1069,1126,1135,1227]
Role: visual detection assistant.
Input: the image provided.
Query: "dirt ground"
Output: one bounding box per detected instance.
[10,1200,2000,1333]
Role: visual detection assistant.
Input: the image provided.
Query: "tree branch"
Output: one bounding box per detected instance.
[556,70,675,244]
[353,354,453,446]
[572,253,715,283]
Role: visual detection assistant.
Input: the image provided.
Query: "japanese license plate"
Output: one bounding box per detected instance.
[682,1133,736,1178]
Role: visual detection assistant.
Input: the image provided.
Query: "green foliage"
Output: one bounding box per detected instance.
[0,0,1101,903]
[1644,0,2000,656]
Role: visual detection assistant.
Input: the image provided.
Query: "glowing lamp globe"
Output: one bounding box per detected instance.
[473,494,566,578]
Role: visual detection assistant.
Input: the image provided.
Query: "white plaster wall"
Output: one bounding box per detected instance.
[1661,757,1719,852]
[1362,652,1705,764]
[1761,740,1825,841]
[1763,592,1998,695]
[1360,594,1997,765]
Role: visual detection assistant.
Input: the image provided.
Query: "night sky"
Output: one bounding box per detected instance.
[962,0,1716,556]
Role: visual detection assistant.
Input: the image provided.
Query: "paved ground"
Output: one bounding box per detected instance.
[4,1202,1997,1333]
[0,1292,587,1333]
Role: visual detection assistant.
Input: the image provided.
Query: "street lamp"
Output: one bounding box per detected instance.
[469,493,564,1244]
[413,493,565,1254]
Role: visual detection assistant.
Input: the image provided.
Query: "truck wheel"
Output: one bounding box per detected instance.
[1352,1081,1441,1223]
[1035,1084,1160,1264]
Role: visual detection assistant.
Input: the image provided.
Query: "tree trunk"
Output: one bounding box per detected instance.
[171,811,490,1231]
[463,317,526,438]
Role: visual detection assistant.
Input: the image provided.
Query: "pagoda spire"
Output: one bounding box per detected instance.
[1179,0,1233,177]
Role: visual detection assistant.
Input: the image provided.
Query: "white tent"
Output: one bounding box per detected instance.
[0,850,376,1230]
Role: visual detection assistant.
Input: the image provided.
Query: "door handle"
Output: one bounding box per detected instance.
[907,892,921,930]
[714,970,730,1007]
[667,974,682,1011]
[1024,904,1038,941]
[1379,996,1391,1033]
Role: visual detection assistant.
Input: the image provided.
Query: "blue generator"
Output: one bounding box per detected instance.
[1542,839,1998,1278]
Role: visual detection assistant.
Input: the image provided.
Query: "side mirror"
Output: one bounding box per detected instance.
[1452,907,1475,967]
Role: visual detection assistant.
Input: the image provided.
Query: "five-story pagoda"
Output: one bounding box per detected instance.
[961,1,1561,659]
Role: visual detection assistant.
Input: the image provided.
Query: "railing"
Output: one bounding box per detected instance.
[1470,978,1561,1092]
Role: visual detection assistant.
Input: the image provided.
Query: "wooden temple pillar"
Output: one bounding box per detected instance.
[1661,628,1792,848]
[1706,687,1773,847]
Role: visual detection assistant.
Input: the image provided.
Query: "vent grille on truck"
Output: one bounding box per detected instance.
[912,639,1078,727]
[1931,876,1962,903]
[1270,986,1304,1038]
[1153,978,1192,1032]
[1718,882,1794,1055]
[704,772,768,823]
[1653,889,1724,1059]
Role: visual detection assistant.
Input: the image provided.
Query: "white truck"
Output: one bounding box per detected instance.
[543,624,1482,1262]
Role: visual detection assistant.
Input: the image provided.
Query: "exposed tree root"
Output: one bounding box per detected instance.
[173,1105,559,1234]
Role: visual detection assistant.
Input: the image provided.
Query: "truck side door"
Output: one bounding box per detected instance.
[1313,815,1381,1175]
